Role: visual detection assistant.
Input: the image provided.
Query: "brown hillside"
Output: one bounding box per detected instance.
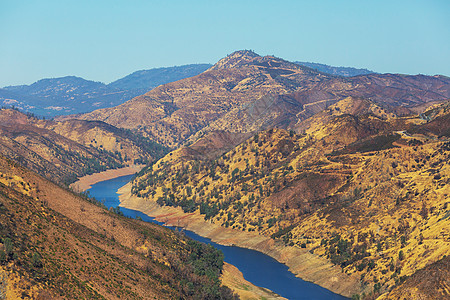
[187,130,252,160]
[62,50,332,147]
[378,256,450,300]
[61,52,450,150]
[200,74,450,146]
[207,49,260,70]
[410,100,450,137]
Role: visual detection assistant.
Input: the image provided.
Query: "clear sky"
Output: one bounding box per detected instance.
[1,0,449,87]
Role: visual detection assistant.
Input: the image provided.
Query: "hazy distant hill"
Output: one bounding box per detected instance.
[0,76,138,116]
[0,64,211,117]
[108,64,212,93]
[0,61,375,117]
[295,61,375,77]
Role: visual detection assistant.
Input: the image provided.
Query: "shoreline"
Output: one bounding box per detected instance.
[118,182,362,298]
[69,165,145,192]
[221,262,287,300]
[75,168,285,299]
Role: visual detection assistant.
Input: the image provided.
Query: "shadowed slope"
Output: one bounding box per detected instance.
[0,109,167,184]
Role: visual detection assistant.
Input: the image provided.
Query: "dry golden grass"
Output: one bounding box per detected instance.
[0,156,234,299]
[131,100,450,298]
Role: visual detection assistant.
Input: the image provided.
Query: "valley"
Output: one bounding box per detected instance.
[128,95,449,299]
[1,50,449,299]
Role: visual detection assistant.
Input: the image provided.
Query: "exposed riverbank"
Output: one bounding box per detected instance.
[118,182,362,298]
[221,262,287,300]
[70,165,145,192]
[76,169,284,299]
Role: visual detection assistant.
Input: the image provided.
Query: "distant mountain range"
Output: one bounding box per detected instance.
[1,60,376,117]
[0,64,211,116]
[108,64,212,93]
[295,61,375,77]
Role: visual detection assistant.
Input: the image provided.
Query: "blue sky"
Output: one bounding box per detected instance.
[1,0,449,86]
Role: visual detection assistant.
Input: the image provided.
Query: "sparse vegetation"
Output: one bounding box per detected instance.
[0,270,6,300]
[0,108,170,186]
[131,100,450,298]
[2,52,450,299]
[0,156,235,299]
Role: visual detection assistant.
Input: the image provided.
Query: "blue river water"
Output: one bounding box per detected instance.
[87,174,347,300]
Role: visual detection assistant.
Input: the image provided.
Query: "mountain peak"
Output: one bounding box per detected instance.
[231,49,260,57]
[208,50,261,71]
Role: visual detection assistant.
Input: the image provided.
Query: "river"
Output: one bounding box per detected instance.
[87,174,348,300]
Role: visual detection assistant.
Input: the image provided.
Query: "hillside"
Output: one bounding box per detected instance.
[379,255,450,299]
[0,65,210,117]
[187,74,450,150]
[64,50,333,147]
[0,108,167,185]
[131,98,450,299]
[68,51,450,149]
[3,50,449,299]
[0,155,236,299]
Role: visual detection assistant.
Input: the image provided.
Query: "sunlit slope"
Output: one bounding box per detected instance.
[132,98,450,298]
[0,155,236,299]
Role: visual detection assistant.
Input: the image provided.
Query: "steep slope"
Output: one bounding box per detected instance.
[188,93,305,140]
[192,72,450,149]
[410,100,450,137]
[131,99,450,298]
[0,109,167,184]
[378,256,450,300]
[0,155,236,299]
[39,118,167,164]
[206,50,261,70]
[293,96,397,135]
[66,50,332,147]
